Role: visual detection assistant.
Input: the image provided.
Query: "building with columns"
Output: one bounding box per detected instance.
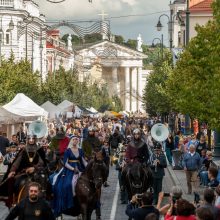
[75,40,147,112]
[0,0,47,78]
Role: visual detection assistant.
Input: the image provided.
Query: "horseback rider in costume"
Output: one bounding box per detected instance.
[49,126,70,165]
[126,128,150,164]
[81,126,105,219]
[82,126,103,161]
[121,128,151,193]
[4,135,46,207]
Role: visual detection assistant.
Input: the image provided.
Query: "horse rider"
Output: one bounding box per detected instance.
[82,126,102,161]
[125,128,150,164]
[120,128,151,192]
[6,135,46,206]
[49,126,70,161]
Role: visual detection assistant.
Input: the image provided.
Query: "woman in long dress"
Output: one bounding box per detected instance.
[52,136,87,217]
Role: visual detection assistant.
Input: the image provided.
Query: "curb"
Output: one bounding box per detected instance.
[166,165,181,187]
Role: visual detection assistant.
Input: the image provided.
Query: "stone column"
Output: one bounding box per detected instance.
[137,67,142,111]
[124,67,130,111]
[131,67,137,112]
[112,67,118,95]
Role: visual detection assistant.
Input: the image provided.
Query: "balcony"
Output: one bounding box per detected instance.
[0,0,14,7]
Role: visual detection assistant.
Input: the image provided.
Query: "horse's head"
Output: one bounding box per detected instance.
[33,168,48,197]
[90,159,107,189]
[126,162,152,196]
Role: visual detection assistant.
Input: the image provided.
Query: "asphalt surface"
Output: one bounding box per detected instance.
[0,165,174,220]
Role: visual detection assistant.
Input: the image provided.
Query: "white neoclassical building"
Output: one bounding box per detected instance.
[75,40,147,112]
[0,0,48,78]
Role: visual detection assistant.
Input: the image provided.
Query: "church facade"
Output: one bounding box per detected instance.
[75,40,147,112]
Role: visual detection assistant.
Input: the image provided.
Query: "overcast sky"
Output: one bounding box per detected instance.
[35,0,171,46]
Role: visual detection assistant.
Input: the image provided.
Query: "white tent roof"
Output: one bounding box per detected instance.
[41,101,62,119]
[57,100,74,112]
[0,107,22,123]
[87,107,98,114]
[3,93,48,118]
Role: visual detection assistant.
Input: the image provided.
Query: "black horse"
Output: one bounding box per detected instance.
[63,159,107,220]
[122,162,153,200]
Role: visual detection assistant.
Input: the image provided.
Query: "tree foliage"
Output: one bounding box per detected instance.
[166,1,220,129]
[143,52,173,116]
[0,57,122,112]
[0,55,41,105]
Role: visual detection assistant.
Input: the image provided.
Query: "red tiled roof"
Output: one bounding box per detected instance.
[190,0,213,13]
[46,41,71,56]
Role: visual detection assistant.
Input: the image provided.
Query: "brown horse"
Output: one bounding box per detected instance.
[63,158,107,220]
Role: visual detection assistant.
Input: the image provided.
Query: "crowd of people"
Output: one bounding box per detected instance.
[0,116,219,220]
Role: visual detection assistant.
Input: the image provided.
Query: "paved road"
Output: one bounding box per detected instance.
[0,165,174,220]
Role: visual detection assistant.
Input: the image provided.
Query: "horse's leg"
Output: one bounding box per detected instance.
[87,208,93,220]
[95,189,102,220]
[80,204,87,220]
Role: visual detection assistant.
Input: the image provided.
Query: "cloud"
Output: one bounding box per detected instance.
[35,0,170,45]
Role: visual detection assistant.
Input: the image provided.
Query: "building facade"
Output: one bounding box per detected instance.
[0,0,47,78]
[46,30,74,73]
[170,0,187,48]
[76,40,147,112]
[189,0,213,39]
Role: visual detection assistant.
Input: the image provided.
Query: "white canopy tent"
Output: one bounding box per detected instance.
[73,105,83,118]
[87,107,98,114]
[3,93,48,118]
[41,101,62,119]
[0,107,22,123]
[57,100,74,113]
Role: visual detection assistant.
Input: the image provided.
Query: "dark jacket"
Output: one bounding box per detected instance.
[109,132,123,149]
[5,197,55,220]
[82,135,101,158]
[0,135,10,155]
[126,203,159,220]
[150,152,167,178]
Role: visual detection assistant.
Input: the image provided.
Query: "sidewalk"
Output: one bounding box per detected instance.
[166,164,205,202]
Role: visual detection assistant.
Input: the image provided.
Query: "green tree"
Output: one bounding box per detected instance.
[125,39,137,50]
[62,34,81,45]
[143,52,172,116]
[167,1,220,129]
[0,56,41,105]
[114,35,125,44]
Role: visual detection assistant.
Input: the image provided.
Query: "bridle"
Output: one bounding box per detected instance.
[126,163,145,195]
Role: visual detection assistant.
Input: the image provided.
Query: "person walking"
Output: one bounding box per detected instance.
[182,144,201,194]
[5,182,55,220]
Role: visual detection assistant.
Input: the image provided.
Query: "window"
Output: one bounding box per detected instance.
[0,32,3,43]
[5,30,10,45]
[0,0,14,7]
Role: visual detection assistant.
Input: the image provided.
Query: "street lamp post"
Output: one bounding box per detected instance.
[24,16,33,62]
[152,34,164,59]
[156,14,173,50]
[186,0,190,45]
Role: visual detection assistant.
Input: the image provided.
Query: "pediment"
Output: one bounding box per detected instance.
[77,40,147,60]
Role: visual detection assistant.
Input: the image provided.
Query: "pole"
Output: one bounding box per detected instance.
[161,34,163,60]
[184,0,191,135]
[186,0,190,45]
[169,7,173,50]
[0,36,1,67]
[25,24,28,61]
[31,34,34,72]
